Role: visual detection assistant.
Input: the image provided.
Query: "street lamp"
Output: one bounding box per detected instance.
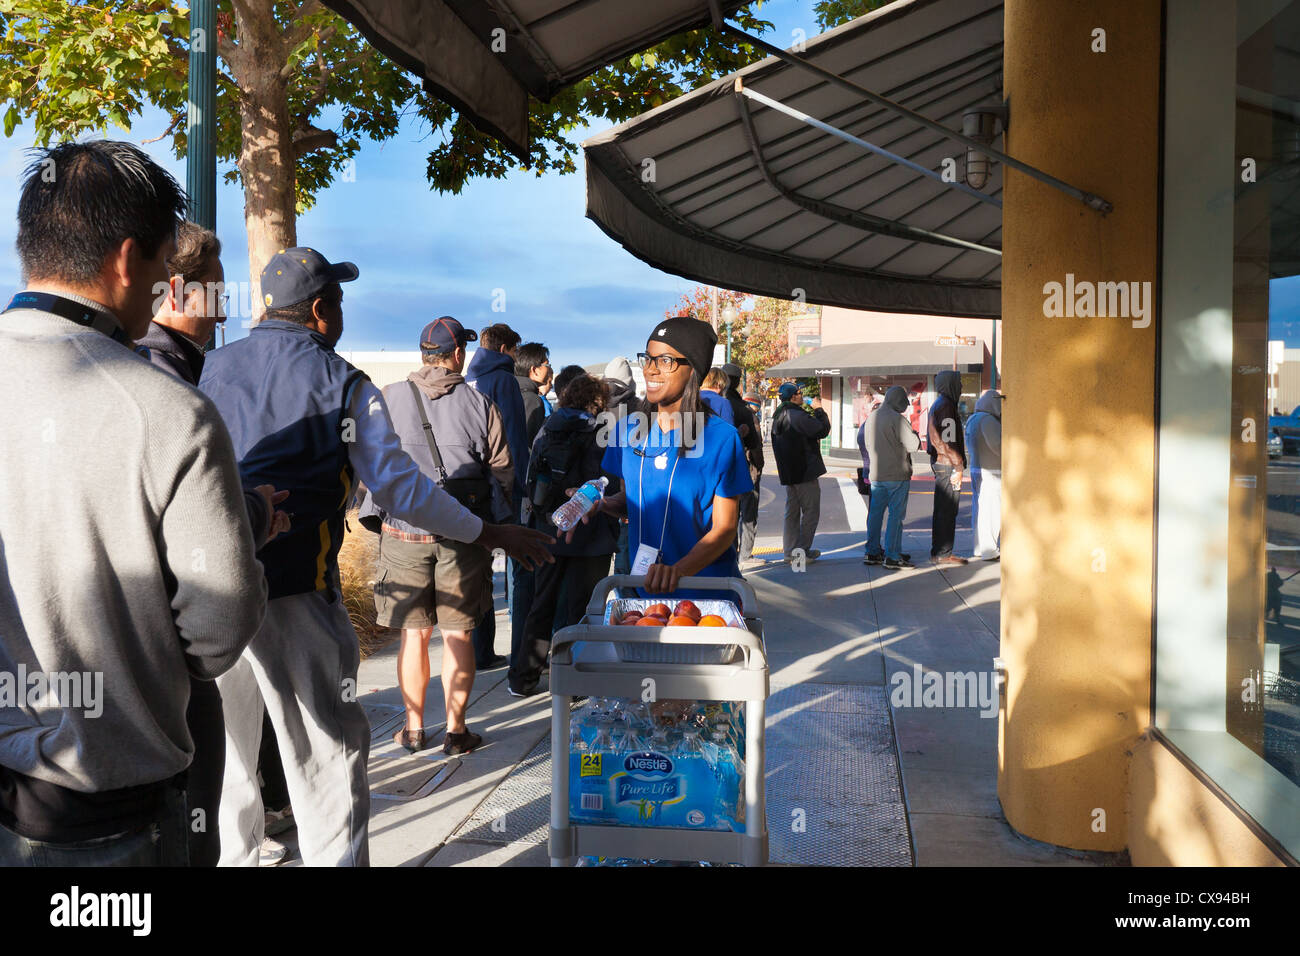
[720,304,739,364]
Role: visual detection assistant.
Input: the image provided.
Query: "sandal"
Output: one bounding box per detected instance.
[394,727,427,753]
[443,729,483,756]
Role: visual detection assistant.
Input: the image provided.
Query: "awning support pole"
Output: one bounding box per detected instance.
[712,8,1114,215]
[739,84,1002,210]
[734,83,1002,257]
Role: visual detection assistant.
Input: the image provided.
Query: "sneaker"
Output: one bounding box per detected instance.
[806,549,821,561]
[931,555,969,567]
[883,556,914,570]
[264,805,295,837]
[476,654,507,670]
[863,553,884,565]
[259,836,288,867]
[394,727,428,753]
[443,729,483,755]
[507,684,541,699]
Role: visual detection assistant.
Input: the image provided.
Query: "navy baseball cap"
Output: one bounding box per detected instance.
[261,246,358,310]
[779,382,799,401]
[420,316,476,353]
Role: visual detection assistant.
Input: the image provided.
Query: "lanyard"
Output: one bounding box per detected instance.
[636,420,681,553]
[4,291,135,347]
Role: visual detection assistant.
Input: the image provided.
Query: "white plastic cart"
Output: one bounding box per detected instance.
[548,575,769,866]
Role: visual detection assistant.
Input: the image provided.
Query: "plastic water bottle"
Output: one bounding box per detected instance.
[613,719,646,754]
[569,719,589,754]
[713,737,744,827]
[588,715,614,762]
[674,728,705,758]
[551,477,608,532]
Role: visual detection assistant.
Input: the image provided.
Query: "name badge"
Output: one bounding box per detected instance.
[631,542,660,576]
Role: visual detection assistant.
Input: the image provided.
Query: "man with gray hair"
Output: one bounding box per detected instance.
[0,140,268,866]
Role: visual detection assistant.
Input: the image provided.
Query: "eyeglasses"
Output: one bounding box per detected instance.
[637,352,684,373]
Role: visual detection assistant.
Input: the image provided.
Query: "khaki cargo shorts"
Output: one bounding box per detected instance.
[373,533,492,632]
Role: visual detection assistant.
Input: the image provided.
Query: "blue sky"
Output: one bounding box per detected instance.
[2,0,1296,359]
[0,0,825,368]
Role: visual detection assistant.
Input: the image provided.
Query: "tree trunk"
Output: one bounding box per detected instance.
[231,1,296,325]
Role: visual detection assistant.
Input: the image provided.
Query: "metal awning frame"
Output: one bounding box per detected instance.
[707,0,1115,216]
[733,78,1004,259]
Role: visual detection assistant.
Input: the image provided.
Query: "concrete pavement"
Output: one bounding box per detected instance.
[272,470,1106,866]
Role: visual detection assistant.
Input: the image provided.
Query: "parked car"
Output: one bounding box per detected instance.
[1268,406,1300,455]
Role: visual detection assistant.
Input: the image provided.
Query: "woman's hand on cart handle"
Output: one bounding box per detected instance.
[643,560,682,594]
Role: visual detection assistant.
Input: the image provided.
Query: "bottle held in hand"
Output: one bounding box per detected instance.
[551,476,609,532]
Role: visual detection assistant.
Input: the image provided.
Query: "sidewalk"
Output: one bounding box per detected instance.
[315,485,1103,867]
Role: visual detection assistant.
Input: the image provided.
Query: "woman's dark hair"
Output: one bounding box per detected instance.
[648,367,711,458]
[553,363,587,398]
[17,140,188,284]
[558,374,609,415]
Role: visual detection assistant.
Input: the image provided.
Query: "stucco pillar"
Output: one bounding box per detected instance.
[998,0,1162,850]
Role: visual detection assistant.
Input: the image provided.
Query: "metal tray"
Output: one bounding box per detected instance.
[603,597,747,664]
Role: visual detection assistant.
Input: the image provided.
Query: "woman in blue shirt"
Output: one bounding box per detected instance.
[576,316,752,594]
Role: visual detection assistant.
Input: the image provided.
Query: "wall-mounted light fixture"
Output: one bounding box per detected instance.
[962,103,1009,190]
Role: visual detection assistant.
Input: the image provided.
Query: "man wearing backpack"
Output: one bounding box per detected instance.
[509,371,619,697]
[360,317,514,755]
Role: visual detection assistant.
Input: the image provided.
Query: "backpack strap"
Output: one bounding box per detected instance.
[408,380,449,484]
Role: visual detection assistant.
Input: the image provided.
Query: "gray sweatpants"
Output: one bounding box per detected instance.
[216,589,371,867]
[783,479,821,557]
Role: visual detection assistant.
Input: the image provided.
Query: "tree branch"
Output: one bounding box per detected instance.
[292,124,338,157]
[141,111,185,145]
[282,0,325,51]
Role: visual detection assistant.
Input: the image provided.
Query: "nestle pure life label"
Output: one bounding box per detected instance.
[570,749,739,831]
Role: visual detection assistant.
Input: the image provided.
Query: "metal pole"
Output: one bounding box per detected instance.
[740,85,1001,209]
[714,12,1114,215]
[187,0,217,346]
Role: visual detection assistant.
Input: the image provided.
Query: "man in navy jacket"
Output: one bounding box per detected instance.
[465,324,533,669]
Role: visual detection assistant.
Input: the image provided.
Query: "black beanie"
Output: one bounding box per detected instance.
[648,315,717,380]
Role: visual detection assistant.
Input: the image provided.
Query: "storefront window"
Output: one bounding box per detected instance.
[1157,0,1300,855]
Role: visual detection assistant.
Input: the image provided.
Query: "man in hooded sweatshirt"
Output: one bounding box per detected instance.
[965,389,1003,560]
[927,369,968,566]
[465,323,529,669]
[863,386,921,569]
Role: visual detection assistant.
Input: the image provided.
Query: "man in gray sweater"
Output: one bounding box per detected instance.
[0,141,269,865]
[863,386,922,570]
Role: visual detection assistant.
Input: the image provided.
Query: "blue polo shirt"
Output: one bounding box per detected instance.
[602,412,752,579]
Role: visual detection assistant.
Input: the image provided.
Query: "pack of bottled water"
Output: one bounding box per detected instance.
[568,696,746,832]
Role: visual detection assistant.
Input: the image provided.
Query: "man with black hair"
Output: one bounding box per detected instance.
[515,341,553,446]
[199,255,553,866]
[0,140,268,866]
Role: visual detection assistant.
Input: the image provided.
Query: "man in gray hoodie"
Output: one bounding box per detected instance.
[863,386,921,569]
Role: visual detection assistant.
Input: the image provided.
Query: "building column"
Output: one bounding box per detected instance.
[998,0,1162,851]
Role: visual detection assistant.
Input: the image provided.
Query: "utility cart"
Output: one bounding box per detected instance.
[548,575,769,866]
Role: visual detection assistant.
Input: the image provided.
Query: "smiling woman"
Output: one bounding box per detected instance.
[595,315,752,594]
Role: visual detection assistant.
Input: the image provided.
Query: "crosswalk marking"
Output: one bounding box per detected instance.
[835,476,868,532]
